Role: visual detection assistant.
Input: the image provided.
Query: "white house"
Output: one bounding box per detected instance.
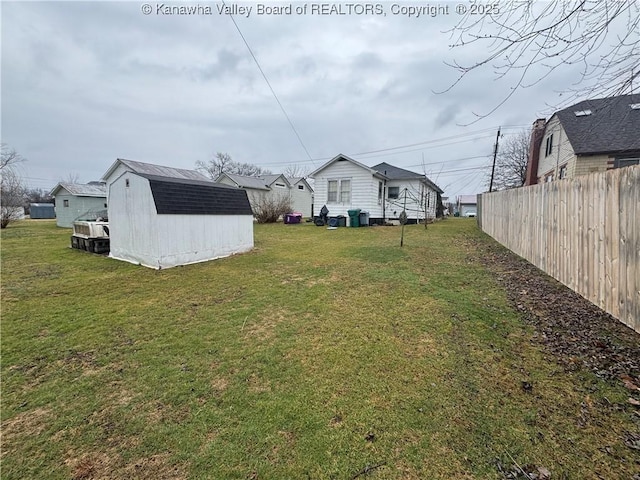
[215,172,314,218]
[50,182,107,228]
[309,154,443,225]
[107,172,254,269]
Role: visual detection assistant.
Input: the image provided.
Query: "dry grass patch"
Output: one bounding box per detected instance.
[1,407,52,451]
[65,450,186,480]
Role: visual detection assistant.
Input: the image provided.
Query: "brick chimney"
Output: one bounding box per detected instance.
[524,119,546,186]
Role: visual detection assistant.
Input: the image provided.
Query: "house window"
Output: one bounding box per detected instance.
[125,178,130,187]
[328,179,351,204]
[388,187,400,199]
[63,199,69,207]
[339,180,351,203]
[378,181,383,205]
[104,203,108,208]
[327,180,338,203]
[559,165,567,179]
[545,134,554,157]
[298,185,304,190]
[613,157,640,169]
[275,183,286,188]
[545,173,554,182]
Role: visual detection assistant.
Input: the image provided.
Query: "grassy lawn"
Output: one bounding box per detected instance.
[1,219,638,479]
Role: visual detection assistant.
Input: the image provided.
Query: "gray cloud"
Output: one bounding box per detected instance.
[1,1,625,198]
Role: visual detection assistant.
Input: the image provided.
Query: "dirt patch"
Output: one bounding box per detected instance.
[242,310,287,341]
[210,375,228,392]
[65,450,186,480]
[246,372,272,393]
[476,238,640,400]
[1,407,52,453]
[57,349,101,376]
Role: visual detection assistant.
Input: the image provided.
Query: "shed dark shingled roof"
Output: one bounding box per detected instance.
[555,93,640,155]
[139,174,253,215]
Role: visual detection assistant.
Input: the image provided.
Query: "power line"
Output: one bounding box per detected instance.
[351,135,494,161]
[348,126,528,158]
[257,126,529,168]
[222,0,315,166]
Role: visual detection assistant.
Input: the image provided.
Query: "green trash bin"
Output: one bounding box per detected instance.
[347,209,361,227]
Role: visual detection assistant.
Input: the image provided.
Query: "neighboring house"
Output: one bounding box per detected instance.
[216,173,289,207]
[309,154,443,225]
[456,195,477,217]
[216,172,314,217]
[50,182,107,228]
[107,172,254,269]
[286,177,314,217]
[29,203,56,219]
[525,93,640,185]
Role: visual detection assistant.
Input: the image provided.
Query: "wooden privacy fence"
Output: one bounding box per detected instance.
[478,165,639,333]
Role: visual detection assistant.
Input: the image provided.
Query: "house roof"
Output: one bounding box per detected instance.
[218,173,271,190]
[309,155,443,193]
[372,162,443,193]
[286,177,314,192]
[309,154,387,179]
[137,174,253,216]
[217,173,293,190]
[50,182,107,197]
[554,93,640,155]
[261,174,290,187]
[372,162,423,180]
[102,158,209,183]
[30,203,55,207]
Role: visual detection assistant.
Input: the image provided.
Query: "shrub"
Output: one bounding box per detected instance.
[252,195,292,224]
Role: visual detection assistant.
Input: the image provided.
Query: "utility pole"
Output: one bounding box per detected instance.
[489,127,501,192]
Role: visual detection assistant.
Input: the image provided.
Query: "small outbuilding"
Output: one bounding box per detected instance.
[29,203,56,219]
[108,172,254,269]
[50,182,107,228]
[456,195,478,217]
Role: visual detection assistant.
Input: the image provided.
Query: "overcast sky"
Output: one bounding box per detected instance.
[1,1,628,199]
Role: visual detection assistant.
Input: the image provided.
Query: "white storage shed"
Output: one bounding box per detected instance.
[108,172,254,269]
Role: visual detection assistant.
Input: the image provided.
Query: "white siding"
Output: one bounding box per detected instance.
[289,180,313,217]
[268,179,291,203]
[385,179,436,221]
[216,176,238,188]
[103,164,132,196]
[313,160,384,218]
[108,174,253,269]
[537,117,575,181]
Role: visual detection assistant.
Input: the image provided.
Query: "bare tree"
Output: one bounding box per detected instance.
[196,152,233,178]
[444,1,640,118]
[196,152,271,179]
[61,173,80,183]
[1,146,27,229]
[487,130,529,191]
[1,144,25,171]
[233,161,271,177]
[283,164,309,179]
